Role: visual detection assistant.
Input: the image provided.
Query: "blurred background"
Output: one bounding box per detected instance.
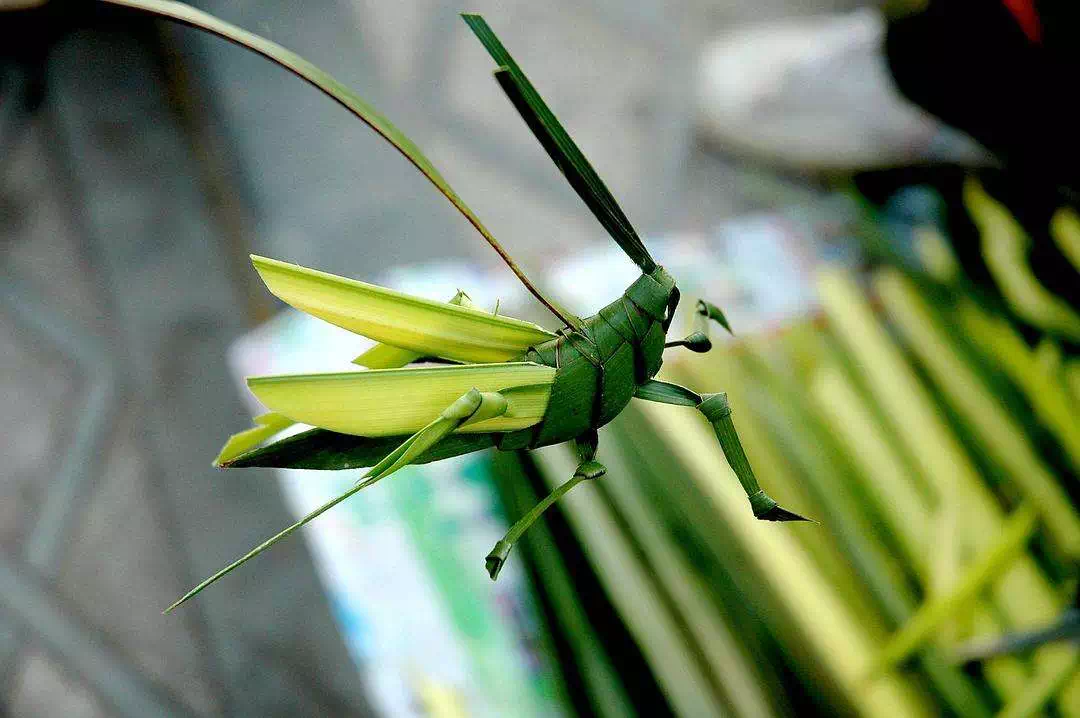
[3,0,1079,715]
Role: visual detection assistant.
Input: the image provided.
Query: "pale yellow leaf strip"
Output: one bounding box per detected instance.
[213,412,296,466]
[247,362,555,436]
[252,255,555,364]
[353,289,475,368]
[867,505,1039,679]
[965,180,1080,340]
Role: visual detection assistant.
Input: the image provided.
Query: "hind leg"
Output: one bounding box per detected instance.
[168,388,509,610]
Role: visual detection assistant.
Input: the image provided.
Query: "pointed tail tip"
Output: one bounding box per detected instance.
[485,555,505,581]
[213,455,243,469]
[749,491,814,522]
[164,587,201,614]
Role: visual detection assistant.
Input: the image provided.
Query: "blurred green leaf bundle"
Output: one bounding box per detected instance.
[492,180,1080,717]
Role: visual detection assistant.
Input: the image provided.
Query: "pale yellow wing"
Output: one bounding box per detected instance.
[247,362,555,436]
[252,255,555,363]
[214,412,295,466]
[352,289,473,368]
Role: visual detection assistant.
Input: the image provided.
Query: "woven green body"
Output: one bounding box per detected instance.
[231,267,678,469]
[494,266,677,450]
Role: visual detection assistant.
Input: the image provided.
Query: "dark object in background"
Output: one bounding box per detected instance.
[955,608,1080,662]
[886,0,1080,198]
[876,0,1080,348]
[854,166,1080,348]
[0,2,76,65]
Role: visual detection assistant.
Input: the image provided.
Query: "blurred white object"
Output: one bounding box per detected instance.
[696,8,991,170]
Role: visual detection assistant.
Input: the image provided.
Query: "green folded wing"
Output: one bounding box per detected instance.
[247,362,556,436]
[252,255,555,363]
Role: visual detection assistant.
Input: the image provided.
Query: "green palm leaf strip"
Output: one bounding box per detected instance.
[875,269,1080,558]
[998,655,1080,718]
[353,289,475,368]
[246,363,555,437]
[866,504,1039,678]
[462,14,656,273]
[1050,207,1080,272]
[965,178,1080,340]
[221,428,497,471]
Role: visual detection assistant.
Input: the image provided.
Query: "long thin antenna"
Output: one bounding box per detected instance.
[100,0,582,329]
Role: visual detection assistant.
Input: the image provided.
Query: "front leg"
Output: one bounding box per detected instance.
[696,392,809,521]
[635,380,810,522]
[665,300,733,353]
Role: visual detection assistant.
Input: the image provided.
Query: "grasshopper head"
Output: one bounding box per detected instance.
[625,265,680,331]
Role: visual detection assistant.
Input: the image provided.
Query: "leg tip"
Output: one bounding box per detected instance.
[485,556,505,580]
[575,460,607,481]
[750,490,814,522]
[756,505,814,522]
[486,540,511,580]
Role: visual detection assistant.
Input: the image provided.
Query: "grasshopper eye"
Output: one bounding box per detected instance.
[662,285,681,332]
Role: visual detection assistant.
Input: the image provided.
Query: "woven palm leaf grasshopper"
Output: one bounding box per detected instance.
[103,1,809,612]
